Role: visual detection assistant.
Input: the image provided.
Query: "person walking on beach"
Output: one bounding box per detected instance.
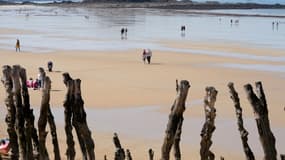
[146,49,152,64]
[37,67,46,88]
[15,39,20,52]
[142,48,152,64]
[125,28,128,37]
[181,25,186,37]
[121,28,125,39]
[142,49,147,64]
[47,61,53,72]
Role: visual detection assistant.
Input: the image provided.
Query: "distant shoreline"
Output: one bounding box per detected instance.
[1,1,285,10]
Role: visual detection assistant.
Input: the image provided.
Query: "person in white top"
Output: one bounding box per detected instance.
[38,67,46,88]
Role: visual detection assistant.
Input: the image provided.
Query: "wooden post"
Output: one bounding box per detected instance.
[200,86,218,160]
[1,65,19,159]
[47,105,61,160]
[228,82,255,160]
[126,149,132,160]
[38,76,61,160]
[19,67,39,160]
[173,118,183,160]
[72,79,95,160]
[113,133,125,160]
[104,155,107,160]
[220,157,224,160]
[63,73,95,160]
[161,80,190,160]
[149,149,154,160]
[63,72,76,160]
[11,65,26,160]
[281,154,285,160]
[244,82,277,160]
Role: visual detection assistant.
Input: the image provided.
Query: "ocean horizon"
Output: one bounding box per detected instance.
[2,0,285,4]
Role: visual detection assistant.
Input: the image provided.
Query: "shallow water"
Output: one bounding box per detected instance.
[0,6,285,52]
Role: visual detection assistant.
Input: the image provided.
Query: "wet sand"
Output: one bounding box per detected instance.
[0,39,285,159]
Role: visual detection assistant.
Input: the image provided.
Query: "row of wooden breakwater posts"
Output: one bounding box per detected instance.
[0,64,284,160]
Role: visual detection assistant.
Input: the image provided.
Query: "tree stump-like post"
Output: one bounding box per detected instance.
[63,72,76,160]
[47,106,61,160]
[38,76,60,160]
[244,82,277,160]
[149,149,154,160]
[1,65,19,159]
[19,67,39,160]
[200,86,218,160]
[228,82,255,160]
[38,76,50,160]
[161,80,190,160]
[63,73,95,160]
[126,149,132,160]
[104,155,107,160]
[72,79,95,160]
[11,65,27,160]
[281,154,285,160]
[113,133,125,160]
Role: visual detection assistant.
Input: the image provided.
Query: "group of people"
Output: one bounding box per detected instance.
[26,67,46,90]
[26,62,53,90]
[142,48,152,64]
[272,21,280,30]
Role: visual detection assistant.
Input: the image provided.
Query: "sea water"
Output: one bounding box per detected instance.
[0,6,284,50]
[0,6,285,73]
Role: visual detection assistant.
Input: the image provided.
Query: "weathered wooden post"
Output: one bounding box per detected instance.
[161,80,190,160]
[200,86,218,160]
[19,67,40,160]
[1,65,19,159]
[281,154,285,160]
[63,73,95,160]
[11,65,27,160]
[113,133,125,160]
[149,149,154,160]
[228,82,255,160]
[126,149,132,160]
[244,82,277,160]
[63,72,76,160]
[38,76,50,160]
[38,76,61,160]
[47,105,61,160]
[104,155,107,160]
[220,157,224,160]
[72,79,95,160]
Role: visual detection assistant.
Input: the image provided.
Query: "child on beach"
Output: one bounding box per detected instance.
[47,61,53,72]
[26,78,39,90]
[15,39,20,52]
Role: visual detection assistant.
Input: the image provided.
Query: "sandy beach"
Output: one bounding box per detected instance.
[0,5,285,160]
[1,39,285,159]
